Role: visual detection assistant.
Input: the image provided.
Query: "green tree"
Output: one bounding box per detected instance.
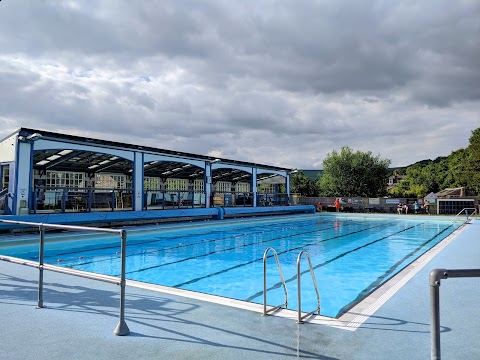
[392,127,480,197]
[317,146,391,197]
[388,177,428,198]
[291,170,318,196]
[464,128,480,194]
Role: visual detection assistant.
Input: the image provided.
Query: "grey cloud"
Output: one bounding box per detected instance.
[0,0,479,169]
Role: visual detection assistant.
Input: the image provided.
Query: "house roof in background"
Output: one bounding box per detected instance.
[300,170,323,182]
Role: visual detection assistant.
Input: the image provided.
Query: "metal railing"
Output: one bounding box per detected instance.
[0,188,7,213]
[212,191,254,207]
[430,268,480,360]
[144,190,206,210]
[0,219,130,336]
[450,207,477,224]
[32,186,133,213]
[297,250,321,323]
[262,247,288,316]
[257,192,289,207]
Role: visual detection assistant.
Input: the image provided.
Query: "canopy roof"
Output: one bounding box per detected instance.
[13,128,290,183]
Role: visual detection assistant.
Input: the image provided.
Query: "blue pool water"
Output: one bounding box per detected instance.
[0,214,462,318]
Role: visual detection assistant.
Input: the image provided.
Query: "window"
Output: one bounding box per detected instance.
[1,165,9,190]
[95,174,131,189]
[46,171,84,188]
[194,179,204,192]
[235,182,250,192]
[214,181,231,192]
[258,184,276,193]
[166,178,188,190]
[144,177,161,190]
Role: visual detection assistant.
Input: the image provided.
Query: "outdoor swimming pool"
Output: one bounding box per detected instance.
[0,214,462,318]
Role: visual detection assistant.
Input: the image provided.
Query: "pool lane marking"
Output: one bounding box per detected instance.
[337,222,467,330]
[243,223,424,302]
[122,224,392,278]
[36,217,336,262]
[167,222,401,288]
[65,220,342,267]
[335,224,454,317]
[64,219,366,268]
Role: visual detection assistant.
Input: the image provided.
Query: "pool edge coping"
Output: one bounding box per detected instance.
[125,219,470,331]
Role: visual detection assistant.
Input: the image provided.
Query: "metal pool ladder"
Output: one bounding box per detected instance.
[450,207,477,224]
[297,250,321,323]
[262,247,288,315]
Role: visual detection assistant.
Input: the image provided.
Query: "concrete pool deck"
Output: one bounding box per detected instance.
[0,219,479,359]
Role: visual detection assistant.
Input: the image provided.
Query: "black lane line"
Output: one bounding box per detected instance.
[34,217,332,262]
[169,222,397,288]
[243,223,424,302]
[35,226,276,260]
[121,221,382,277]
[334,224,454,317]
[66,218,345,268]
[24,221,327,265]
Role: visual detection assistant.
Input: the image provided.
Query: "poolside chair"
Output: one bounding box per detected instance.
[150,193,157,206]
[181,192,194,207]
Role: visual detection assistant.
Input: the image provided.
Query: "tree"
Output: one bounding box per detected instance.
[317,146,391,197]
[390,127,480,197]
[290,171,318,196]
[388,177,427,198]
[464,128,480,194]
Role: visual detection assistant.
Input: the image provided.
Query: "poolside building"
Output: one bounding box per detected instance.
[0,128,299,218]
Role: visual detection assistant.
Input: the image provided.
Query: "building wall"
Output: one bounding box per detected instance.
[0,133,17,162]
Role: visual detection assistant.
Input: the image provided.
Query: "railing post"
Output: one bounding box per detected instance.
[297,250,321,324]
[87,189,92,212]
[262,247,288,316]
[263,248,268,316]
[297,254,303,323]
[430,269,446,360]
[114,229,130,336]
[32,189,37,214]
[111,191,115,212]
[37,225,45,308]
[61,189,67,213]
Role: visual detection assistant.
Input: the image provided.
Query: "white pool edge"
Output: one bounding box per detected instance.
[126,219,469,331]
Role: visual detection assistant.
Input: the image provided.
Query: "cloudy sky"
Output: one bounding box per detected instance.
[0,1,479,169]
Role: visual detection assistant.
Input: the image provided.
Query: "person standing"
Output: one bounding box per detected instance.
[414,201,419,214]
[423,199,430,214]
[334,198,341,212]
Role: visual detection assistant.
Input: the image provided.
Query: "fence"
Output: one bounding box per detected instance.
[0,219,130,336]
[301,197,479,214]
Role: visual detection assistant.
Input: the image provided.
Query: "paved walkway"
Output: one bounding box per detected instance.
[0,220,479,359]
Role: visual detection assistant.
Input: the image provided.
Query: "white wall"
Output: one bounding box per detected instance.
[14,141,33,214]
[0,133,17,162]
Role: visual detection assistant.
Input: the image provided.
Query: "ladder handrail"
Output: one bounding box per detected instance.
[297,250,321,323]
[262,247,288,316]
[450,207,477,224]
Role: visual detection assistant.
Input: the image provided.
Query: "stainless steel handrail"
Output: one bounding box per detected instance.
[0,219,130,336]
[262,247,288,316]
[297,250,321,323]
[450,208,477,224]
[430,268,480,360]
